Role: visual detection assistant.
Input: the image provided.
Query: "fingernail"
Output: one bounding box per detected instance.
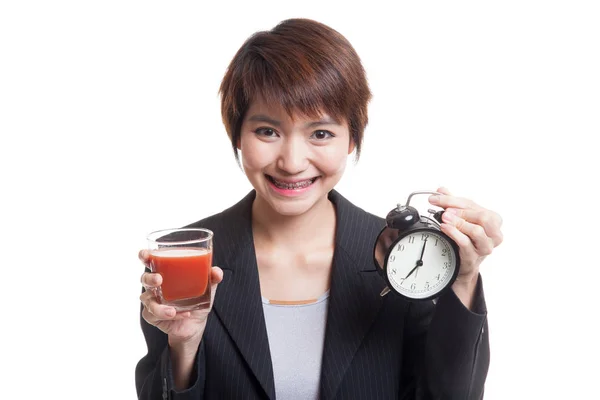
[429,195,440,204]
[165,308,175,317]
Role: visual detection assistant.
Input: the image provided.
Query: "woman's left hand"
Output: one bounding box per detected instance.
[428,187,503,285]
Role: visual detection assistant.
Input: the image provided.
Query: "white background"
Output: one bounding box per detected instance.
[1,1,598,398]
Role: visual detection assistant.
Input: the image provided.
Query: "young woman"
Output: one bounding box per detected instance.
[136,18,503,400]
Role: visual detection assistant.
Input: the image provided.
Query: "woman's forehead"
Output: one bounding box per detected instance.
[245,97,340,125]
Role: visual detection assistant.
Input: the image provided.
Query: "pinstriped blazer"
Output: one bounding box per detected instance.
[136,189,490,400]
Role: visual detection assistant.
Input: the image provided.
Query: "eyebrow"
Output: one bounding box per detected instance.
[247,114,340,128]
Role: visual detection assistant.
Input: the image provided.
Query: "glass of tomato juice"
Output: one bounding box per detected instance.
[146,228,213,311]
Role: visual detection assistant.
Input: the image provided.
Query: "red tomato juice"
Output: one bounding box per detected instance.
[150,248,212,302]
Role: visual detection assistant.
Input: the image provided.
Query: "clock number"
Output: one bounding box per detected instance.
[408,236,415,244]
[411,283,416,290]
[396,244,405,252]
[442,248,447,257]
[435,239,438,246]
[391,268,397,275]
[421,233,429,241]
[425,281,430,290]
[443,261,450,269]
[436,274,440,281]
[389,255,396,262]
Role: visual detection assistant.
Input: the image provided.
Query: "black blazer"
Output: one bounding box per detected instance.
[136,190,490,400]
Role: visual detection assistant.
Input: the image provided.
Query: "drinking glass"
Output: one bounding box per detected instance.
[146,228,213,311]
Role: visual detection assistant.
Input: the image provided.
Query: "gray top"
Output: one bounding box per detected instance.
[262,291,330,400]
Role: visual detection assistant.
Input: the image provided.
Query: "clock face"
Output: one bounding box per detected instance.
[385,230,458,300]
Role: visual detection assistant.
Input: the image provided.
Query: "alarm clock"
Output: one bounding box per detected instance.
[373,191,461,301]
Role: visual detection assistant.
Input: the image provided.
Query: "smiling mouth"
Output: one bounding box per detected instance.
[265,175,319,190]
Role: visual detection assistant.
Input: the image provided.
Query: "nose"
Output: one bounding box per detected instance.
[276,136,309,175]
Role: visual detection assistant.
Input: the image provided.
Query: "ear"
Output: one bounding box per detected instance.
[348,138,355,154]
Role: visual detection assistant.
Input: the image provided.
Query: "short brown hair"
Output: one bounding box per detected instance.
[219,18,372,163]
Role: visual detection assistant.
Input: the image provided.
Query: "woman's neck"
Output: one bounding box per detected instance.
[251,194,336,248]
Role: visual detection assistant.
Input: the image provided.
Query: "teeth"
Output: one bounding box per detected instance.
[271,177,315,189]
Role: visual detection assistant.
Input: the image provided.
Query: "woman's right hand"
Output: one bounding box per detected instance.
[138,250,224,345]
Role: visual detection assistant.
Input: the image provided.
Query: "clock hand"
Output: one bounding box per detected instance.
[403,259,423,280]
[418,237,428,264]
[403,264,419,280]
[404,238,428,280]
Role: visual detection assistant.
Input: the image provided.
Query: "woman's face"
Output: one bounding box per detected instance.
[239,98,354,217]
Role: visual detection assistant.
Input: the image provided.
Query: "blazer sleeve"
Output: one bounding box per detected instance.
[400,274,490,400]
[135,294,207,400]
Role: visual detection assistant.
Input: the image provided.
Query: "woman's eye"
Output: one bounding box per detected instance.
[255,127,278,137]
[311,130,334,140]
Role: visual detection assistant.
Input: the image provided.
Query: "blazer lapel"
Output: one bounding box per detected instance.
[319,190,387,400]
[209,191,276,400]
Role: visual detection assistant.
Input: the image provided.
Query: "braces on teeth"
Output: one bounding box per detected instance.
[272,178,314,189]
